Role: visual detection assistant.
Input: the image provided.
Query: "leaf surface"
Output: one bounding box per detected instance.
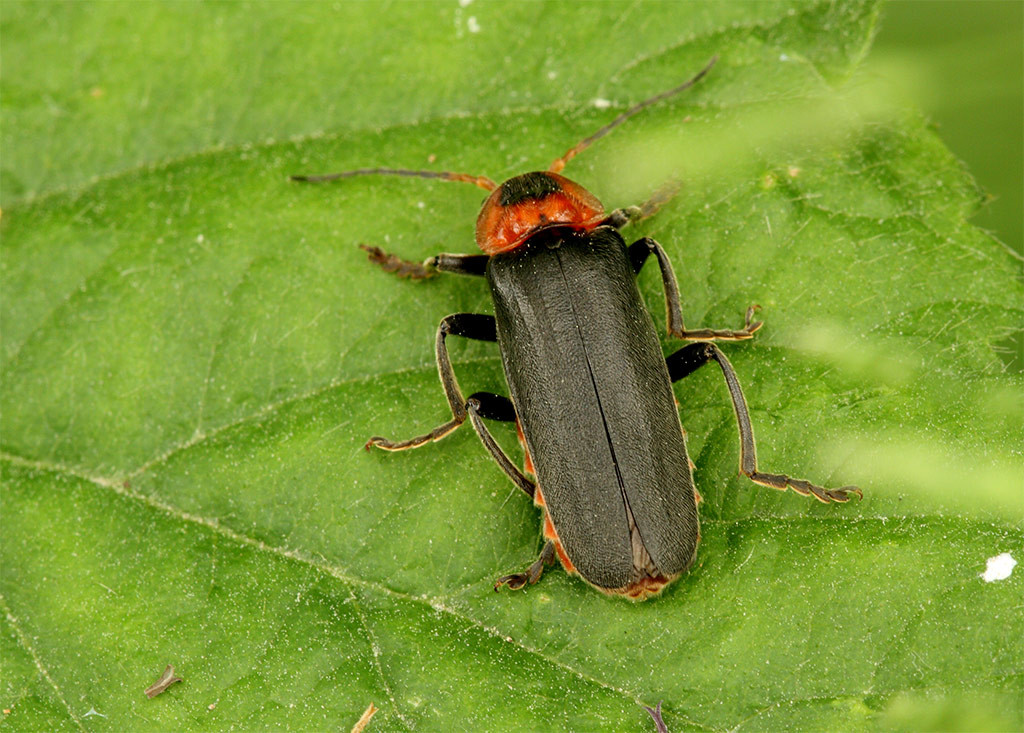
[2,2,1021,730]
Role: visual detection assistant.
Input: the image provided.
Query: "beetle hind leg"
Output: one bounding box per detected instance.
[495,541,556,591]
[666,341,862,504]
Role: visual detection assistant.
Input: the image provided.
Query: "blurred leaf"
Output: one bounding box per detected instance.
[871,0,1024,257]
[2,1,1022,730]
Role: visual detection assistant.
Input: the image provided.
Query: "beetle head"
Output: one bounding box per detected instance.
[475,171,605,255]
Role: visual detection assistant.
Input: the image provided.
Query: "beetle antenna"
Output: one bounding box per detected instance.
[290,167,498,192]
[548,55,718,174]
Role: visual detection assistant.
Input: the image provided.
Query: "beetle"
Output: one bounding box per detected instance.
[294,57,862,599]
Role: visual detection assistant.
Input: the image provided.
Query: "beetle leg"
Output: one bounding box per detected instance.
[466,391,517,422]
[366,313,495,451]
[494,540,556,591]
[606,180,682,229]
[360,244,489,279]
[467,397,536,498]
[432,253,490,276]
[666,342,863,503]
[628,237,763,341]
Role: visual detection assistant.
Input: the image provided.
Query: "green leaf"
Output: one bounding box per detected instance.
[2,1,1021,730]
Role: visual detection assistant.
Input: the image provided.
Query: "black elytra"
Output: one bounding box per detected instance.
[489,227,700,593]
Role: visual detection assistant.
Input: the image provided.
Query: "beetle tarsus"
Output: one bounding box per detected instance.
[749,471,863,504]
[365,418,462,452]
[635,179,682,222]
[495,541,556,591]
[360,244,437,279]
[605,180,680,230]
[675,304,763,341]
[494,573,529,591]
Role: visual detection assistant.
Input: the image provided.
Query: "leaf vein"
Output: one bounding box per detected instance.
[0,594,85,731]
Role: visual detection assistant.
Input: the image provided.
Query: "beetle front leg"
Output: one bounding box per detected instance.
[666,342,862,503]
[628,237,762,341]
[606,180,682,229]
[366,313,495,450]
[361,245,489,279]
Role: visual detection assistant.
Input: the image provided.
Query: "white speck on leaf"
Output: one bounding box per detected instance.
[593,98,611,110]
[981,552,1016,582]
[467,16,480,33]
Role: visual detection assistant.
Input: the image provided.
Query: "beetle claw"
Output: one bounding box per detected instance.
[743,304,764,333]
[494,541,557,591]
[827,486,863,502]
[494,573,530,591]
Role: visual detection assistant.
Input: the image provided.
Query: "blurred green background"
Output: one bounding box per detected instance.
[872,0,1023,256]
